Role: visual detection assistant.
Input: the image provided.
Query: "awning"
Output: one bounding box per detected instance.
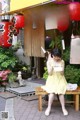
[10,0,56,11]
[0,0,54,16]
[0,0,69,16]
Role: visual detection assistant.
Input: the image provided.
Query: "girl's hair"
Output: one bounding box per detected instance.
[51,48,62,58]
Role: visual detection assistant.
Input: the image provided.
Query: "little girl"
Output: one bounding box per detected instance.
[42,48,68,116]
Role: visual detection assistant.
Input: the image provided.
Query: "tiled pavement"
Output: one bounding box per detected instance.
[0,95,80,120]
[0,78,80,120]
[0,97,6,111]
[13,97,80,120]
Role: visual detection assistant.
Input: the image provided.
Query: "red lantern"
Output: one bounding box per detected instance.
[13,27,19,36]
[13,14,24,28]
[57,16,69,32]
[11,17,19,36]
[0,20,13,47]
[68,2,80,21]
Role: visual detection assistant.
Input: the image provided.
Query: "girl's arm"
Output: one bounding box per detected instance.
[60,60,65,75]
[46,54,53,75]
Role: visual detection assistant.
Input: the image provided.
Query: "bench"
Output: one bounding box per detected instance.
[35,86,80,111]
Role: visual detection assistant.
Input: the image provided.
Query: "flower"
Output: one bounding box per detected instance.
[0,70,11,86]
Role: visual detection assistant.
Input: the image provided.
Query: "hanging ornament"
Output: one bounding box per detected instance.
[71,33,75,39]
[12,14,25,29]
[11,17,19,36]
[68,2,80,21]
[62,39,65,50]
[0,20,13,47]
[13,27,19,36]
[57,15,69,32]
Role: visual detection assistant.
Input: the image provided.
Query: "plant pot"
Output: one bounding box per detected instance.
[21,71,32,79]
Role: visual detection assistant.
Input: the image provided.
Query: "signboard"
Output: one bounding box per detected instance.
[45,16,57,30]
[70,36,80,64]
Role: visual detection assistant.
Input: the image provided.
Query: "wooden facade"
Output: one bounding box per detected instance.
[23,3,69,57]
[0,1,70,58]
[24,8,45,57]
[0,0,71,77]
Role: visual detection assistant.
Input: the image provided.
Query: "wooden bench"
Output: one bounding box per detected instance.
[35,86,80,111]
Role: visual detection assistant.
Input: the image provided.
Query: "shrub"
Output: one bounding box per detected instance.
[0,47,18,71]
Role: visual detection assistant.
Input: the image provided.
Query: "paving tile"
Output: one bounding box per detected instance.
[0,97,6,111]
[13,97,80,120]
[33,117,40,120]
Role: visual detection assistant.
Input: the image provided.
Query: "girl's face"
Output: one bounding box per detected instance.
[53,56,61,62]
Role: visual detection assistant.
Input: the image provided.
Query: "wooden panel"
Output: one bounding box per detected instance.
[31,17,45,57]
[38,18,45,57]
[24,11,32,56]
[31,24,41,57]
[24,7,45,57]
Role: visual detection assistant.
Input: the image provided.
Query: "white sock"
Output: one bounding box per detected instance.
[62,108,68,116]
[45,107,51,116]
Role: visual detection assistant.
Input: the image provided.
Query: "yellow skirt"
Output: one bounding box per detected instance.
[42,72,67,94]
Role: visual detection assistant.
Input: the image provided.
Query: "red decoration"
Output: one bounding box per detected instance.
[13,27,19,36]
[13,14,25,28]
[11,17,19,36]
[68,2,80,21]
[0,20,13,47]
[57,16,69,32]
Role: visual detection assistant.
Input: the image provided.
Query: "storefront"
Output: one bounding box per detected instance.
[0,0,76,77]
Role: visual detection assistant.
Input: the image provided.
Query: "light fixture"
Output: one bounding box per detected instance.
[32,21,37,29]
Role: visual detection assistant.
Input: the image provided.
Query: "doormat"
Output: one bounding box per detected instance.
[0,91,17,99]
[21,95,38,101]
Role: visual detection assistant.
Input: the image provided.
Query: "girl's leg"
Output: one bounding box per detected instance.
[45,93,54,116]
[59,94,68,116]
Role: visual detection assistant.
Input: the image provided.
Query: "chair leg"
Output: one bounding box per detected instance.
[74,94,79,111]
[38,95,42,111]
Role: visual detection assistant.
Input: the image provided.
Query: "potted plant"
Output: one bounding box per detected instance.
[8,72,17,87]
[21,65,32,79]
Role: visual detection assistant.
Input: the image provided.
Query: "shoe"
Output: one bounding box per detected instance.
[45,108,51,116]
[62,109,68,116]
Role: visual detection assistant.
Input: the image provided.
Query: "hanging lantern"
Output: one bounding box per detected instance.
[13,27,19,36]
[13,14,25,29]
[11,17,19,36]
[0,20,13,47]
[57,16,69,32]
[68,2,80,21]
